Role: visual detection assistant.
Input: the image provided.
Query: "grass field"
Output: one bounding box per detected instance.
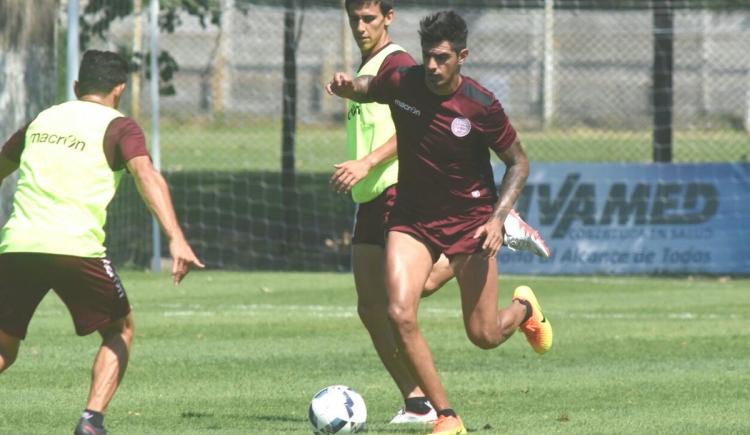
[1,271,748,434]
[153,121,749,172]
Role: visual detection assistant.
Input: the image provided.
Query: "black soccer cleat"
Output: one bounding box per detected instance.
[74,418,108,435]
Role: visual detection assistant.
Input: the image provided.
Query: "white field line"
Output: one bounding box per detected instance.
[158,304,741,321]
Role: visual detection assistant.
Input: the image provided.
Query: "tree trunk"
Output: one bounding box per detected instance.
[0,0,58,224]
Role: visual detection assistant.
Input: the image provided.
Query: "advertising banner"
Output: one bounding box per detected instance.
[495,163,750,275]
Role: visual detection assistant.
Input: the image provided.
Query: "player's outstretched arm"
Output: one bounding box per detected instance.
[0,155,19,183]
[127,156,205,284]
[474,139,529,257]
[325,72,375,103]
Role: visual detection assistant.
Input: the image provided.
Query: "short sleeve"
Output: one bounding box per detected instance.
[477,99,517,154]
[377,50,417,75]
[368,52,415,105]
[1,124,30,163]
[103,117,150,171]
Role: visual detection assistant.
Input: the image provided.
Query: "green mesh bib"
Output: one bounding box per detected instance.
[0,101,124,257]
[346,44,404,203]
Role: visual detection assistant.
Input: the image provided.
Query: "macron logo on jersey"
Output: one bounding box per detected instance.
[28,131,87,151]
[394,99,421,117]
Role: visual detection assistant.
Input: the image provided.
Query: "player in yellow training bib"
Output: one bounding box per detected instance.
[0,50,204,435]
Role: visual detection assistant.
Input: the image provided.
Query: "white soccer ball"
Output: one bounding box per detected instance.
[308,385,367,434]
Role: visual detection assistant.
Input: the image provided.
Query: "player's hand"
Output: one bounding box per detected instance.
[473,216,505,258]
[325,72,354,97]
[169,238,205,285]
[330,159,371,193]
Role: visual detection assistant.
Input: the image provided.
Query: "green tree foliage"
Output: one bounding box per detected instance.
[79,0,226,95]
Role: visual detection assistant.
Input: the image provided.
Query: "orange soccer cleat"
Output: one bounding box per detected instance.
[430,415,467,435]
[514,285,553,354]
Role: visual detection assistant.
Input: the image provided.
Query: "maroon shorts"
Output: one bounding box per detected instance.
[387,204,494,262]
[352,185,397,247]
[0,253,131,339]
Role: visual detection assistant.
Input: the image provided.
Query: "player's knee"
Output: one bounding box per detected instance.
[466,323,508,349]
[387,303,417,335]
[467,329,498,350]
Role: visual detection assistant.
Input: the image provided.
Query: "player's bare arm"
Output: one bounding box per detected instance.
[331,133,397,193]
[474,138,529,257]
[325,72,376,103]
[0,155,19,182]
[126,155,205,283]
[494,138,530,220]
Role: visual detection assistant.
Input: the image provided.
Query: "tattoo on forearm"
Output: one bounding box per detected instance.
[492,164,528,221]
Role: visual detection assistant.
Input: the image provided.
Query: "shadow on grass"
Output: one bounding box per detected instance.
[252,415,307,423]
[181,411,214,418]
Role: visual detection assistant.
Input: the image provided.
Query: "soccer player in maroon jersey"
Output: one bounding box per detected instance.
[333,0,550,426]
[334,0,442,423]
[327,10,553,434]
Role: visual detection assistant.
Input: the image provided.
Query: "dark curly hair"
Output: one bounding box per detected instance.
[77,50,128,96]
[419,10,468,53]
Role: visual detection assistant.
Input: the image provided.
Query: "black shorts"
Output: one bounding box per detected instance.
[352,185,397,247]
[0,253,131,339]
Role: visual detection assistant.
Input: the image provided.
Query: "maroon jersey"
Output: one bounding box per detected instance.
[1,116,150,170]
[368,65,517,219]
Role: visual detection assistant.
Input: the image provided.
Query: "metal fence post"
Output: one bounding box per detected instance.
[653,1,674,163]
[542,0,555,127]
[150,0,162,272]
[66,0,79,101]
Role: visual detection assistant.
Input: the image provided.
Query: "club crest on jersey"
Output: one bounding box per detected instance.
[451,117,471,137]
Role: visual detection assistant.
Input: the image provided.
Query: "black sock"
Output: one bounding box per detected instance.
[82,410,104,428]
[516,298,533,323]
[404,396,432,414]
[437,408,457,418]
